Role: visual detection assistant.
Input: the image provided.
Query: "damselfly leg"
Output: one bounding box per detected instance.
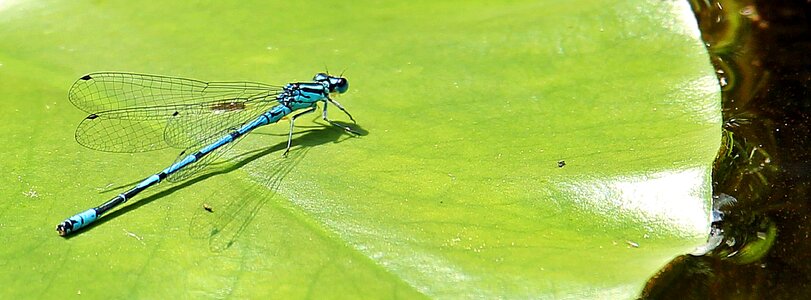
[324,97,360,135]
[285,105,318,156]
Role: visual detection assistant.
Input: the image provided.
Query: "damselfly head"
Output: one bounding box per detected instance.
[314,73,349,94]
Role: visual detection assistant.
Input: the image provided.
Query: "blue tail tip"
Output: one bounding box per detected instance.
[56,208,98,236]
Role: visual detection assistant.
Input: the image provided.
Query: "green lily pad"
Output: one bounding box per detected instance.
[0,0,720,298]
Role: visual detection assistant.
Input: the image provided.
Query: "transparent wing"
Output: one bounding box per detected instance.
[70,72,282,152]
[163,97,274,149]
[166,125,249,183]
[69,72,281,113]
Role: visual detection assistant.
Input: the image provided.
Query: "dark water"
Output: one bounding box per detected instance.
[641,0,811,299]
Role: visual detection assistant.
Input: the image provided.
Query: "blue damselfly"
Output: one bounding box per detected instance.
[56,72,357,236]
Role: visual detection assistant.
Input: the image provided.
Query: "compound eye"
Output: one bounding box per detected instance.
[335,78,349,93]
